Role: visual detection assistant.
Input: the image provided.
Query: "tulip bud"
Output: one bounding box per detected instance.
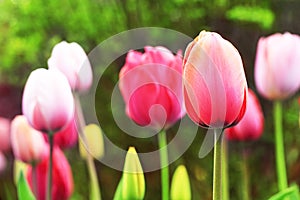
[22,68,74,133]
[170,165,191,200]
[11,115,48,164]
[48,41,93,92]
[183,30,247,128]
[119,46,185,130]
[0,117,11,152]
[226,89,264,141]
[79,124,104,159]
[0,151,6,172]
[255,32,300,100]
[27,146,74,200]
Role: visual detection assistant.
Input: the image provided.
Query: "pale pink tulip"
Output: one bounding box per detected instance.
[226,89,264,141]
[22,68,74,133]
[11,115,47,163]
[119,46,185,130]
[255,32,300,100]
[0,151,6,172]
[183,30,247,128]
[0,117,11,151]
[48,41,93,92]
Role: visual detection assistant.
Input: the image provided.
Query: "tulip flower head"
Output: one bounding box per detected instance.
[0,117,11,151]
[27,146,74,200]
[119,46,185,130]
[48,41,93,92]
[22,68,74,133]
[255,32,300,100]
[183,31,247,128]
[11,115,48,164]
[226,89,264,141]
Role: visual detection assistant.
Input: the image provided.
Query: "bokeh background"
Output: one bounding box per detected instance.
[0,0,300,199]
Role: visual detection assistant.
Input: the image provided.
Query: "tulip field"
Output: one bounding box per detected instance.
[1,1,300,200]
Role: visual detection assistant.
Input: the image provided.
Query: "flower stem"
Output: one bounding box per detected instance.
[274,101,288,191]
[46,132,54,200]
[32,164,38,198]
[158,130,169,200]
[221,137,229,200]
[213,128,223,200]
[241,149,250,200]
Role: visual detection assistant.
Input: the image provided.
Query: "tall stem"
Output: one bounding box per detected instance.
[32,164,38,198]
[46,133,54,200]
[241,149,250,200]
[213,128,223,200]
[274,101,288,190]
[221,137,229,200]
[158,130,169,200]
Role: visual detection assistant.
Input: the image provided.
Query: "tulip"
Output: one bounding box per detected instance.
[119,46,185,130]
[0,151,6,172]
[11,115,48,164]
[0,117,11,151]
[183,30,247,128]
[22,68,74,133]
[48,41,93,92]
[255,32,300,100]
[27,146,73,200]
[226,89,264,141]
[170,165,191,200]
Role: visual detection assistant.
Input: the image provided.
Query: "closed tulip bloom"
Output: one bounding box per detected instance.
[27,146,73,200]
[48,41,93,92]
[22,68,74,133]
[11,115,47,163]
[0,117,11,151]
[0,151,6,172]
[183,31,247,128]
[226,89,264,141]
[119,46,185,130]
[255,32,300,100]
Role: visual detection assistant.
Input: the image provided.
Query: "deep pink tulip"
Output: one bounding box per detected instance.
[183,31,247,128]
[119,46,185,130]
[0,117,11,151]
[27,146,73,200]
[11,115,47,163]
[0,151,6,172]
[255,32,300,100]
[48,41,93,92]
[226,89,264,141]
[44,118,78,149]
[22,68,74,133]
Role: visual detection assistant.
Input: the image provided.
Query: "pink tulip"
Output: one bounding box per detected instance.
[27,146,73,200]
[0,151,6,172]
[255,32,300,100]
[119,46,185,130]
[183,31,247,128]
[22,68,74,133]
[48,41,93,92]
[11,115,47,163]
[0,117,11,151]
[226,89,264,141]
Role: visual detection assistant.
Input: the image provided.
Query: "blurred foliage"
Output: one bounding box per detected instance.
[1,0,300,200]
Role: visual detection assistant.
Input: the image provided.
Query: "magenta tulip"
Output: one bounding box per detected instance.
[22,68,74,133]
[11,115,47,163]
[226,89,264,141]
[119,46,185,130]
[48,41,93,92]
[27,146,74,200]
[255,32,300,100]
[0,117,11,151]
[0,151,6,172]
[183,30,247,128]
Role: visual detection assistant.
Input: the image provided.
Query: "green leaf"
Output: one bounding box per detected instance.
[171,165,192,200]
[268,185,300,200]
[17,171,36,200]
[113,177,123,200]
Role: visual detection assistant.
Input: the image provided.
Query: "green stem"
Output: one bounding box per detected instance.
[213,129,223,200]
[158,130,169,200]
[32,164,38,198]
[74,94,102,200]
[241,149,250,200]
[221,137,229,200]
[46,133,54,200]
[274,101,288,191]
